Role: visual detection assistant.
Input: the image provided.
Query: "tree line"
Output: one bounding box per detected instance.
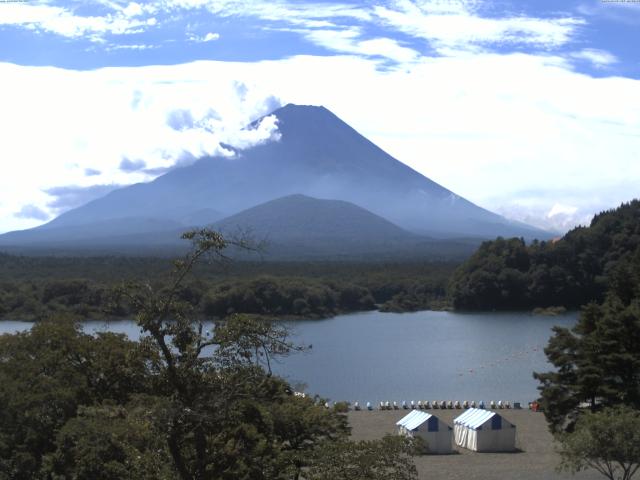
[449,200,640,310]
[0,259,455,321]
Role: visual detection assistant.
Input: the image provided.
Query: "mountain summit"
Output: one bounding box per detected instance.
[0,104,548,254]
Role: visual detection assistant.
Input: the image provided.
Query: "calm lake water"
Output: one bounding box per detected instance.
[0,310,577,405]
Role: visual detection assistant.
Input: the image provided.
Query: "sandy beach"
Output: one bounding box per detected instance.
[348,409,602,480]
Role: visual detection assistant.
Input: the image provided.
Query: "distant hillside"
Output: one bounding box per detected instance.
[214,194,411,250]
[0,195,479,260]
[0,103,549,254]
[449,200,640,310]
[0,217,187,247]
[211,194,479,260]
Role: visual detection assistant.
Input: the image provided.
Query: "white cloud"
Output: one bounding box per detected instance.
[157,0,373,29]
[168,0,582,60]
[0,2,157,41]
[570,48,618,68]
[495,202,594,233]
[577,1,640,25]
[0,0,588,64]
[299,27,419,63]
[0,62,283,232]
[188,31,220,42]
[0,0,370,47]
[14,204,50,222]
[208,1,373,24]
[1,20,639,234]
[410,0,481,15]
[373,1,583,54]
[122,2,144,18]
[228,114,281,149]
[203,32,220,42]
[106,43,156,51]
[547,203,579,218]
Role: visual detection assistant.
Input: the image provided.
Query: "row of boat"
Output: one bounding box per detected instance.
[352,400,517,411]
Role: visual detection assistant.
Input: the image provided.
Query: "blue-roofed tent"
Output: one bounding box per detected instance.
[396,410,453,454]
[453,408,516,452]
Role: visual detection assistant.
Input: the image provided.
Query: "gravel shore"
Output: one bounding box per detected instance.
[348,409,602,480]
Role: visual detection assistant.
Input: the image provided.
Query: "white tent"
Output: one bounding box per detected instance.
[396,410,453,454]
[453,408,516,452]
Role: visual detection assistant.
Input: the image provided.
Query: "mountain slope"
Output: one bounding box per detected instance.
[211,194,425,258]
[0,217,185,246]
[0,104,549,251]
[214,194,413,242]
[0,195,479,259]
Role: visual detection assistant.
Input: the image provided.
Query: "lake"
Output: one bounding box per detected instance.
[0,310,577,406]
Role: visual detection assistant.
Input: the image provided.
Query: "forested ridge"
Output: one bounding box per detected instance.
[449,200,640,310]
[0,255,454,321]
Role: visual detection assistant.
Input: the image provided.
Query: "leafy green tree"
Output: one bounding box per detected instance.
[450,201,640,311]
[306,435,419,480]
[0,319,153,479]
[535,248,640,432]
[557,406,640,480]
[42,401,173,480]
[1,229,421,479]
[449,237,533,310]
[115,230,355,480]
[270,395,349,478]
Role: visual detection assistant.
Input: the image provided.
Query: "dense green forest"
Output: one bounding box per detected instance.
[4,201,640,319]
[0,254,455,321]
[0,231,421,479]
[449,200,640,310]
[534,245,640,431]
[530,215,640,479]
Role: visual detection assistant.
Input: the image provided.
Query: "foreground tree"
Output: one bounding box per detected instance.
[1,229,421,479]
[113,229,352,479]
[306,435,419,480]
[557,406,640,480]
[43,401,174,480]
[114,229,421,479]
[0,319,152,479]
[534,249,640,432]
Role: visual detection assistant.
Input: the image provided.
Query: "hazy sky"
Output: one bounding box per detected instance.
[1,0,639,234]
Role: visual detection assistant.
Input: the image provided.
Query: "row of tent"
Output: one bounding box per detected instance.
[396,408,516,454]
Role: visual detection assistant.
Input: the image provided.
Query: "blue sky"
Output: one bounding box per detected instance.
[1,0,639,234]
